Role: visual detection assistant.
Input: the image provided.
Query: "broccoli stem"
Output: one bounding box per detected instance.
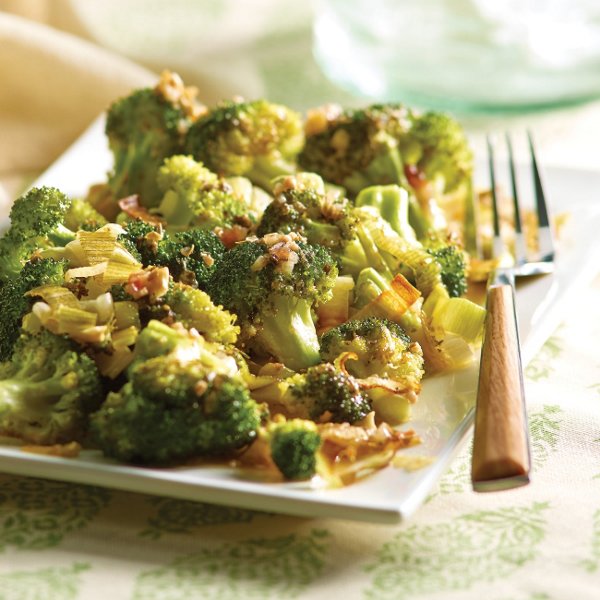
[344,143,406,196]
[355,185,417,242]
[304,221,343,249]
[46,223,77,246]
[339,238,370,277]
[157,189,194,226]
[257,294,321,371]
[0,376,70,409]
[248,156,295,191]
[354,267,391,307]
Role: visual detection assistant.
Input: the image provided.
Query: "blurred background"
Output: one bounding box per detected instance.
[1,0,600,202]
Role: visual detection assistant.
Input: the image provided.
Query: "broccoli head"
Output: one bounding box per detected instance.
[119,220,225,289]
[298,103,409,196]
[0,257,67,361]
[0,186,74,281]
[320,317,424,424]
[288,362,371,423]
[422,234,468,298]
[257,173,357,251]
[207,233,338,370]
[90,351,262,464]
[0,330,103,444]
[400,110,473,198]
[157,282,240,345]
[63,197,107,232]
[185,99,304,190]
[156,155,248,229]
[106,71,203,208]
[320,317,424,389]
[269,419,321,480]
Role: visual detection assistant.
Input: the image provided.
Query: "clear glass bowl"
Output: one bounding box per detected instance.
[313,0,600,114]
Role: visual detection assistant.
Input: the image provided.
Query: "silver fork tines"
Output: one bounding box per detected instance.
[471,133,555,492]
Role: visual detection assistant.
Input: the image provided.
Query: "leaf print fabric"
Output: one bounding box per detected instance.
[363,503,549,599]
[0,563,89,600]
[139,497,265,540]
[0,476,111,551]
[132,529,330,600]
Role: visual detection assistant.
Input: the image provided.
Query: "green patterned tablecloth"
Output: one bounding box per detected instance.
[1,275,599,600]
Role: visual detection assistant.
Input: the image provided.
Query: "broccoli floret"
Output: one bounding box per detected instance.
[399,110,473,199]
[257,175,394,279]
[90,351,261,464]
[257,174,356,249]
[160,282,240,345]
[269,419,321,480]
[0,258,67,361]
[298,104,409,196]
[0,187,74,281]
[254,362,371,424]
[298,104,455,237]
[156,155,248,229]
[63,197,107,232]
[206,234,338,370]
[0,330,103,444]
[320,317,424,388]
[158,229,226,289]
[320,317,424,424]
[106,72,201,208]
[119,220,225,289]
[289,362,371,423]
[185,99,304,190]
[422,234,468,298]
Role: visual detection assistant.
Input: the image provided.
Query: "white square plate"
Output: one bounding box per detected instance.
[0,117,598,523]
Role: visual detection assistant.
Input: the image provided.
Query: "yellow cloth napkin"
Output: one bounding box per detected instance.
[0,10,154,205]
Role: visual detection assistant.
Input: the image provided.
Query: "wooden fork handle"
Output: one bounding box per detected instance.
[471,284,530,491]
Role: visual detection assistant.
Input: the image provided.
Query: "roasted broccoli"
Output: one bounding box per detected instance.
[257,175,395,278]
[156,155,249,229]
[253,362,371,424]
[185,99,304,190]
[298,103,409,196]
[320,317,424,391]
[158,282,240,345]
[63,197,107,232]
[106,71,202,208]
[90,343,262,464]
[207,233,338,370]
[269,419,322,480]
[399,110,473,201]
[320,317,424,423]
[0,257,67,361]
[118,220,225,289]
[0,186,74,281]
[299,104,473,237]
[0,330,103,444]
[422,234,468,298]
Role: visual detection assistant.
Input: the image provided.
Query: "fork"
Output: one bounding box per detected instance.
[471,133,555,492]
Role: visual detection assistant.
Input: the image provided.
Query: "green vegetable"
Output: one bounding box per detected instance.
[0,330,103,444]
[185,99,304,190]
[207,235,338,370]
[90,341,262,464]
[270,419,321,480]
[0,187,74,281]
[156,155,248,229]
[0,258,67,361]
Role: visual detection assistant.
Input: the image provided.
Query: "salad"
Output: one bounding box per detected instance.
[0,71,486,487]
